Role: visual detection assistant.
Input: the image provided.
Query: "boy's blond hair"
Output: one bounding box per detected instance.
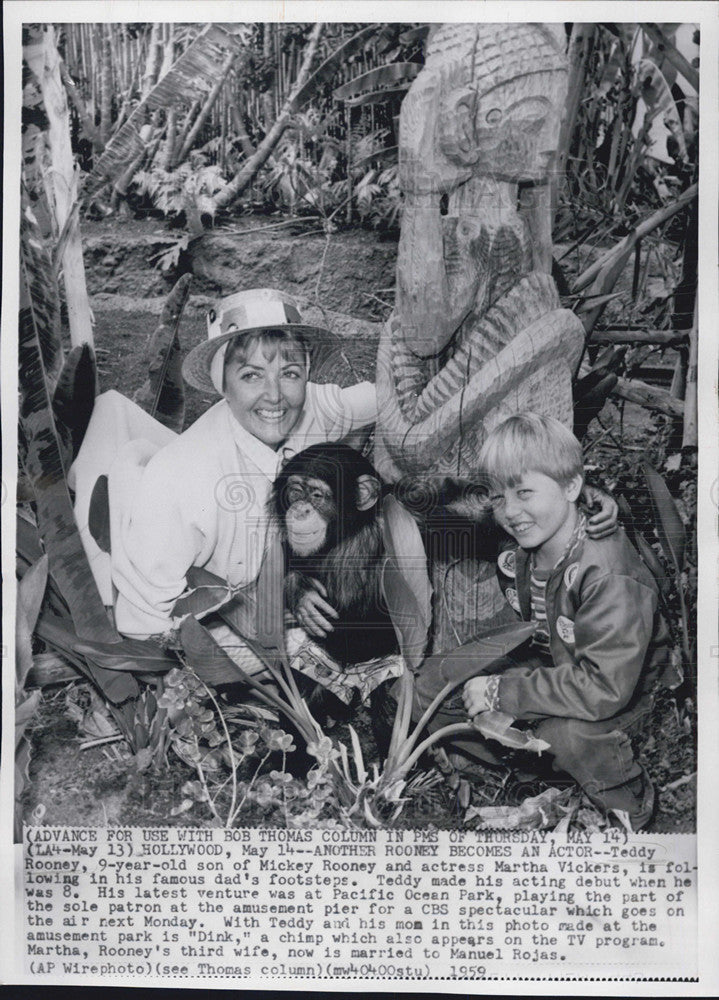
[478,412,584,488]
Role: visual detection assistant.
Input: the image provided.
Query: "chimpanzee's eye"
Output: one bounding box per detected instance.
[286,484,305,504]
[309,489,331,505]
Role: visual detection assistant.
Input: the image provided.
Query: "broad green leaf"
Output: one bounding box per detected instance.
[18,201,63,387]
[72,636,178,674]
[133,273,191,432]
[380,494,432,670]
[19,194,119,644]
[333,63,420,105]
[177,566,233,619]
[16,603,35,691]
[643,461,686,576]
[292,25,380,110]
[85,25,243,197]
[380,560,429,669]
[472,711,551,754]
[180,614,270,688]
[16,690,42,749]
[18,554,48,635]
[52,343,97,464]
[35,613,138,705]
[16,555,49,689]
[432,622,537,677]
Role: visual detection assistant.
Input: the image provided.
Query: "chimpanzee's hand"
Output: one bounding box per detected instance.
[296,580,338,638]
[584,485,618,539]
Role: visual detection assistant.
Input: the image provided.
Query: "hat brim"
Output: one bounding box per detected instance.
[182,323,337,395]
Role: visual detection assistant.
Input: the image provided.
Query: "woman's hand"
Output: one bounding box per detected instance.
[296,580,338,638]
[584,485,619,539]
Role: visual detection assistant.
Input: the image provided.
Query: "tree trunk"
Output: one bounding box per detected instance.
[142,22,163,97]
[99,25,113,147]
[25,26,94,348]
[612,377,684,417]
[60,59,102,152]
[210,22,325,214]
[161,107,177,170]
[175,51,238,165]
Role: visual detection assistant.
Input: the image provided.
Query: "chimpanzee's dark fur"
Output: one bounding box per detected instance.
[271,443,398,753]
[273,443,397,668]
[271,443,498,757]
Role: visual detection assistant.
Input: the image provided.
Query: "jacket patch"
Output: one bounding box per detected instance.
[556,615,575,644]
[505,587,521,612]
[564,562,579,590]
[498,549,516,578]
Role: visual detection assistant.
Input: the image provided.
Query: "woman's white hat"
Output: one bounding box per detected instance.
[182,288,334,395]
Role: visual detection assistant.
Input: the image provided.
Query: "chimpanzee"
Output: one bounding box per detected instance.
[270,443,499,757]
[271,443,406,753]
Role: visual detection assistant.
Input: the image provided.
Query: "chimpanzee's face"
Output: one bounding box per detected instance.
[283,475,337,556]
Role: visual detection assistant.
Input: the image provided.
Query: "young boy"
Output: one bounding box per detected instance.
[459,412,667,829]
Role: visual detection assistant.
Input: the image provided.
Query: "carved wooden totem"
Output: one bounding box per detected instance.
[374,23,586,651]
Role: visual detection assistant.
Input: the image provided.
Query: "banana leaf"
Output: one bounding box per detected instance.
[72,636,178,674]
[18,199,63,387]
[174,565,233,619]
[19,197,119,644]
[291,25,379,110]
[472,710,550,754]
[133,273,190,433]
[333,63,420,105]
[84,25,243,197]
[52,342,97,464]
[87,475,111,554]
[380,494,432,670]
[427,622,537,677]
[16,555,48,690]
[617,496,671,596]
[643,461,686,577]
[179,614,272,688]
[16,509,71,617]
[35,614,140,704]
[18,554,48,639]
[573,372,618,440]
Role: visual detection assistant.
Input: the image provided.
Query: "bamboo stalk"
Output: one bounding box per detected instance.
[172,100,200,168]
[176,51,238,165]
[99,24,113,147]
[572,184,698,293]
[141,22,163,98]
[211,22,325,213]
[682,304,698,449]
[557,24,595,197]
[60,59,102,152]
[612,377,684,417]
[641,22,700,93]
[592,329,684,345]
[160,107,177,170]
[115,31,147,132]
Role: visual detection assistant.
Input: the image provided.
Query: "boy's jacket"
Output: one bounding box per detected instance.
[495,527,669,722]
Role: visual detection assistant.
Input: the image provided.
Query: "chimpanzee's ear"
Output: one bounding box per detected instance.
[356,474,381,511]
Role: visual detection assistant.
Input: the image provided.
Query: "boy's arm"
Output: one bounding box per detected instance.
[495,571,658,722]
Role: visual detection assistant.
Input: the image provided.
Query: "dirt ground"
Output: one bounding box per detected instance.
[23,214,696,833]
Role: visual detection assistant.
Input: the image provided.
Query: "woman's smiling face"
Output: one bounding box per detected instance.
[223,337,308,449]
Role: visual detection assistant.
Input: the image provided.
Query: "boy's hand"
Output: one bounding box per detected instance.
[584,485,618,539]
[463,676,493,717]
[296,580,338,638]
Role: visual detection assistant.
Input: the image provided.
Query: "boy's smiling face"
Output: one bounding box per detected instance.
[490,470,582,566]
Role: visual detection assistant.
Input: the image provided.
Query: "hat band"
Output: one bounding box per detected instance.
[219,299,301,335]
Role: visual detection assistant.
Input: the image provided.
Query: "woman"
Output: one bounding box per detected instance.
[70,288,376,640]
